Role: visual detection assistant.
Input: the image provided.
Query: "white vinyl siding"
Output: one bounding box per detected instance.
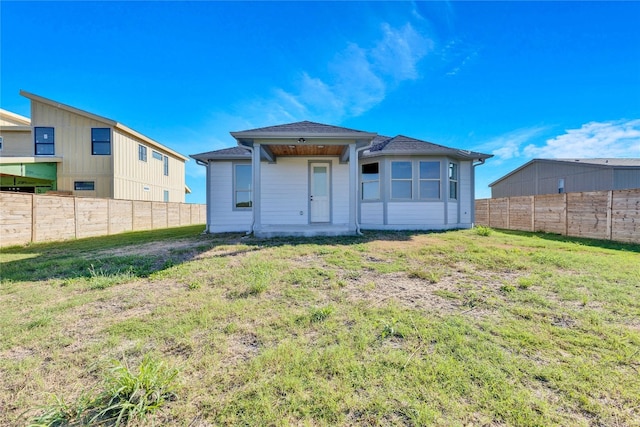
[208,161,252,232]
[387,202,446,225]
[360,202,383,225]
[260,157,349,226]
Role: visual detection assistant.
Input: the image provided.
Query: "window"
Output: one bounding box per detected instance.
[74,181,95,191]
[152,150,162,160]
[391,161,412,199]
[163,156,169,176]
[0,136,3,151]
[35,127,55,155]
[419,161,440,199]
[163,190,169,202]
[91,128,111,155]
[449,162,458,200]
[558,178,565,194]
[234,164,252,209]
[361,163,380,200]
[139,144,147,162]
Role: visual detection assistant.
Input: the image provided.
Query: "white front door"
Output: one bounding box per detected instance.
[310,163,330,223]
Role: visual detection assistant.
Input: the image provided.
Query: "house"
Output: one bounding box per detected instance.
[489,158,640,198]
[190,121,492,237]
[0,91,189,202]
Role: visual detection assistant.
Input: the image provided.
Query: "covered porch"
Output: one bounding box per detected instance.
[231,121,376,237]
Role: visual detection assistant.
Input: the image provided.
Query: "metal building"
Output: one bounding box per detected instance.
[489,158,640,198]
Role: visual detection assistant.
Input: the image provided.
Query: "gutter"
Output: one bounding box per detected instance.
[354,144,373,236]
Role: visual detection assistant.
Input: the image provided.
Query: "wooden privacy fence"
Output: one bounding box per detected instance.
[0,192,206,247]
[475,189,640,244]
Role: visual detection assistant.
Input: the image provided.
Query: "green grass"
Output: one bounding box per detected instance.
[1,226,639,426]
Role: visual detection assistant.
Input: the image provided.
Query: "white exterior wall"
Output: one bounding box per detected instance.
[261,158,309,225]
[208,161,252,232]
[260,157,349,226]
[388,202,446,225]
[360,202,383,225]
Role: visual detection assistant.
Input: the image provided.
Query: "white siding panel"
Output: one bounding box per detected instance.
[459,161,472,225]
[448,202,458,224]
[361,203,383,225]
[209,162,252,231]
[261,158,309,225]
[388,202,445,225]
[332,161,350,224]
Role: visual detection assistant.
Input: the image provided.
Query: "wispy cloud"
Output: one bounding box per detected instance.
[237,23,433,126]
[524,119,640,158]
[477,126,550,164]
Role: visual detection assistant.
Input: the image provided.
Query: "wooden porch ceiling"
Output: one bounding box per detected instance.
[268,144,345,156]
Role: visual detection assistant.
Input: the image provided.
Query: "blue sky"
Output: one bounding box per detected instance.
[2,1,639,203]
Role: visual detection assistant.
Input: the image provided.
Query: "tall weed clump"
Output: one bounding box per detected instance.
[28,356,178,427]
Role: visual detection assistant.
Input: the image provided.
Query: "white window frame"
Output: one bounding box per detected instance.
[233,163,252,210]
[419,161,441,200]
[449,162,458,200]
[361,162,380,201]
[390,161,413,200]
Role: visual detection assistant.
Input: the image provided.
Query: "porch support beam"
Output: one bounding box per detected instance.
[253,143,262,232]
[340,146,350,164]
[261,145,276,164]
[348,143,357,231]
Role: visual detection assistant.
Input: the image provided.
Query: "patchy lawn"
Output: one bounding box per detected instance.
[1,226,639,426]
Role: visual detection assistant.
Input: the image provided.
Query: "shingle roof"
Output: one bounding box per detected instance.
[233,120,374,136]
[190,146,251,161]
[363,135,492,160]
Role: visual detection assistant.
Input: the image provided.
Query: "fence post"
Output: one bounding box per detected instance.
[31,193,36,243]
[74,196,78,239]
[530,195,535,232]
[606,190,613,240]
[563,193,568,236]
[506,197,510,230]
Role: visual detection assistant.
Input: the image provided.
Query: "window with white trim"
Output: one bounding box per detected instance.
[391,161,412,199]
[419,161,440,199]
[361,162,380,200]
[163,155,169,176]
[234,164,252,209]
[449,162,458,200]
[35,127,55,155]
[152,150,162,160]
[163,190,169,202]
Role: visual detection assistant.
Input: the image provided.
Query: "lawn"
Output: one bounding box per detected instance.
[1,225,639,426]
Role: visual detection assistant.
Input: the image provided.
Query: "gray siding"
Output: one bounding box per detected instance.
[614,169,640,190]
[491,161,639,197]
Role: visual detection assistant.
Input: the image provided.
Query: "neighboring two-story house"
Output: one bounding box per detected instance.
[0,91,189,202]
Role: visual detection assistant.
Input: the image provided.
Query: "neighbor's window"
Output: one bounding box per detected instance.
[391,161,412,199]
[0,136,4,151]
[74,181,95,191]
[35,127,55,155]
[163,190,169,202]
[361,162,380,200]
[419,161,440,199]
[163,156,169,176]
[152,150,163,160]
[234,164,252,209]
[558,178,565,194]
[139,144,147,162]
[91,128,111,155]
[449,162,458,200]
